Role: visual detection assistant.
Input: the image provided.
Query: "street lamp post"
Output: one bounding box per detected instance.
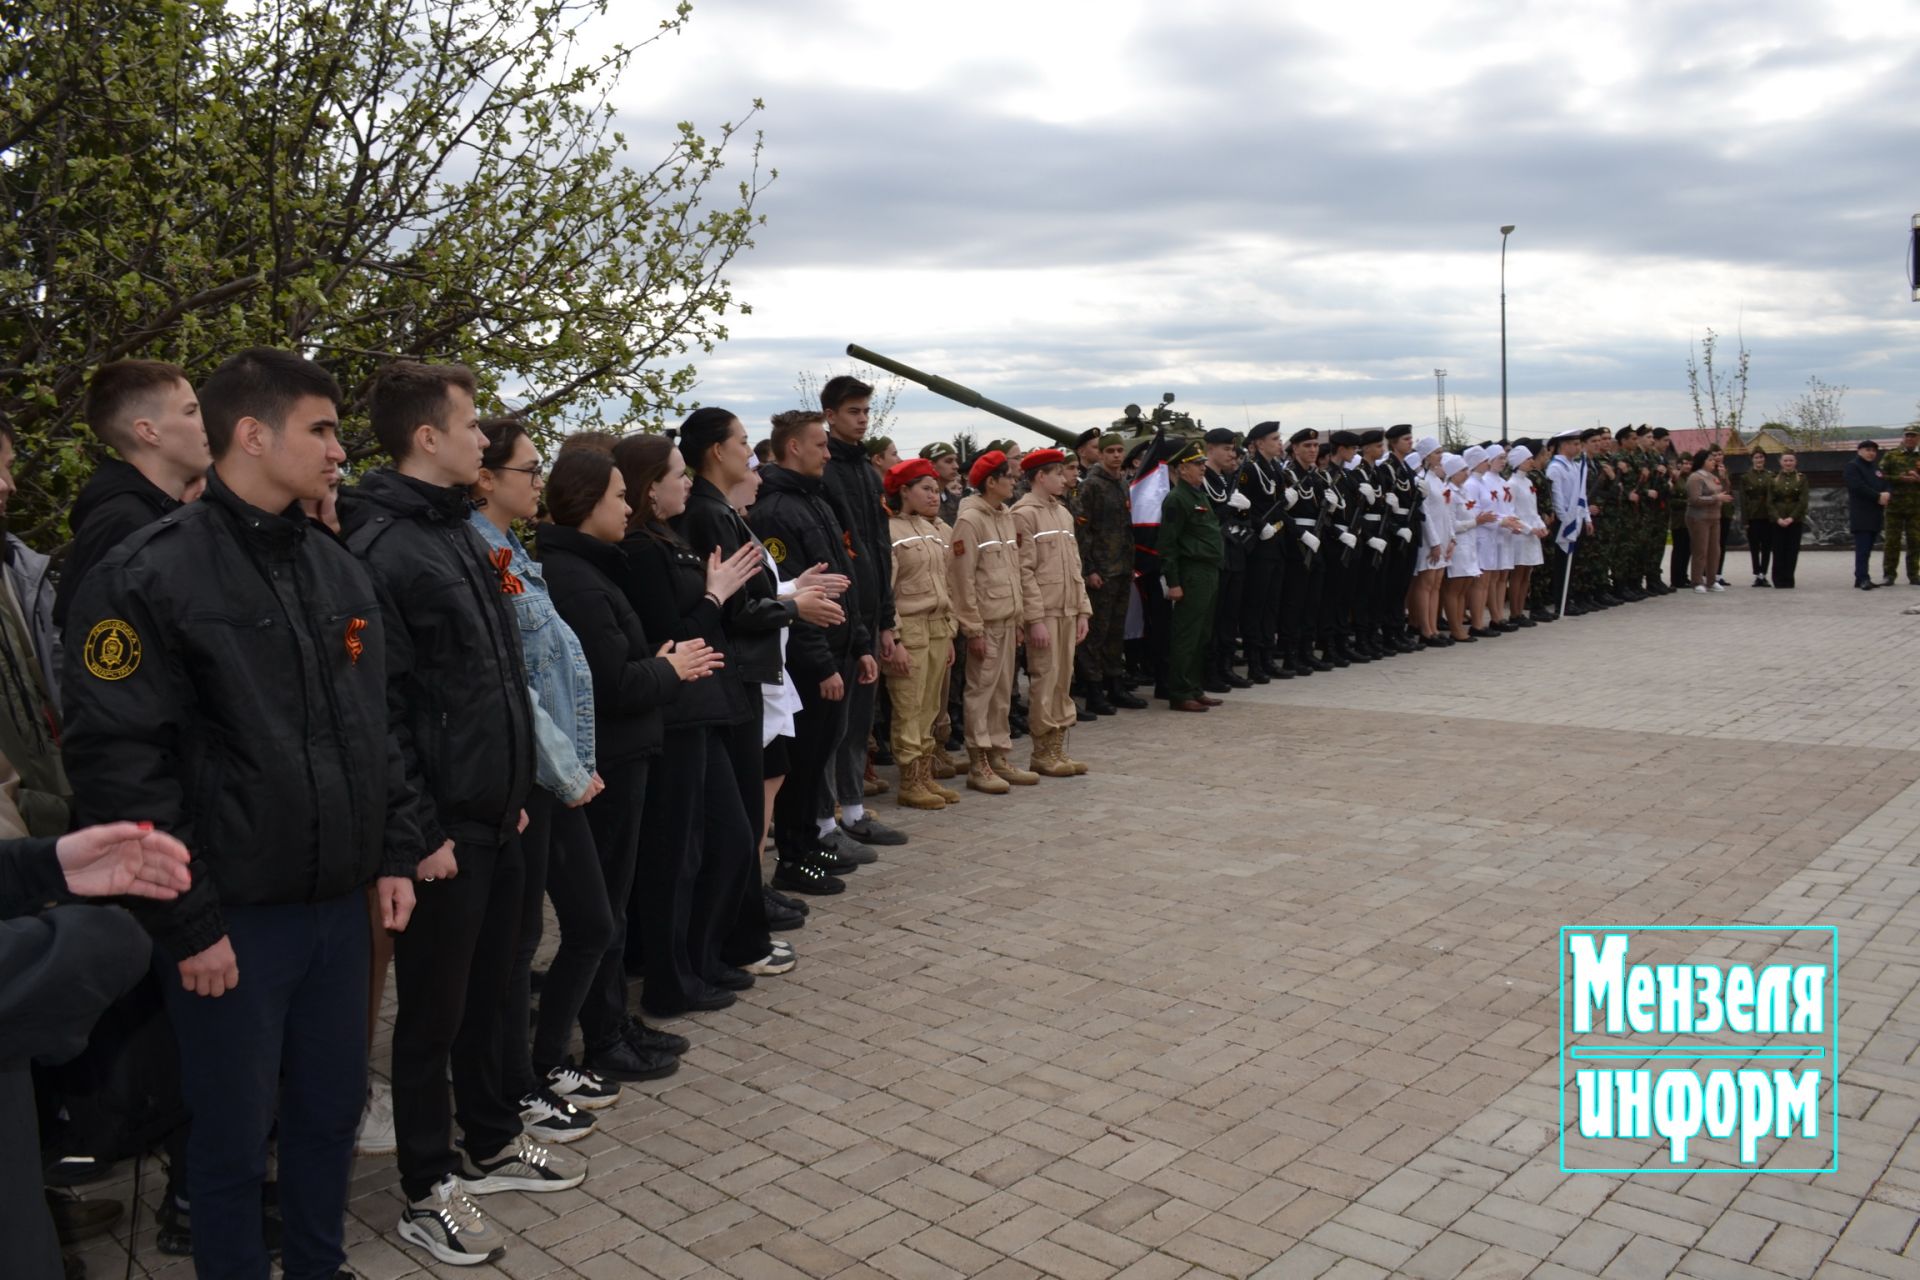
[1499,225,1515,447]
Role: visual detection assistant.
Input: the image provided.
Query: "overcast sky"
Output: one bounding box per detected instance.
[598,0,1920,452]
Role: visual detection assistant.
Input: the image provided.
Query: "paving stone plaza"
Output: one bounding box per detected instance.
[102,550,1920,1279]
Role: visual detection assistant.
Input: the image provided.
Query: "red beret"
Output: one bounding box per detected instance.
[1020,448,1067,474]
[967,449,1007,489]
[884,457,938,495]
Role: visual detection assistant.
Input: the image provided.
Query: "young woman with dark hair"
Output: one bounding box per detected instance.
[532,444,722,1076]
[610,434,768,1017]
[468,419,612,1138]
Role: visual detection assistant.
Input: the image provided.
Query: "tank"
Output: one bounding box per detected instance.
[846,344,1084,448]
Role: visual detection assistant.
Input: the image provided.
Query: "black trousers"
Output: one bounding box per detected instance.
[639,726,756,1015]
[1241,554,1283,660]
[775,663,850,856]
[593,756,651,1048]
[1316,554,1347,642]
[1135,549,1171,692]
[1279,550,1322,649]
[1717,514,1731,575]
[1210,567,1244,668]
[1746,519,1773,576]
[394,837,524,1203]
[1669,524,1690,593]
[504,789,611,1099]
[720,702,773,968]
[1772,523,1803,587]
[1375,546,1412,633]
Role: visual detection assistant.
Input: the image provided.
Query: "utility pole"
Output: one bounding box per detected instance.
[1434,369,1447,434]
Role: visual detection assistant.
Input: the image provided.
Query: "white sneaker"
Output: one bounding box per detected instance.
[546,1061,620,1111]
[355,1079,396,1156]
[397,1175,505,1266]
[519,1087,596,1144]
[1694,585,1707,594]
[743,947,797,975]
[1710,583,1726,593]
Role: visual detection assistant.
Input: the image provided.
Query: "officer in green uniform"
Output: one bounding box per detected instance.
[1738,447,1775,586]
[1159,439,1224,712]
[1768,452,1810,589]
[1878,425,1920,584]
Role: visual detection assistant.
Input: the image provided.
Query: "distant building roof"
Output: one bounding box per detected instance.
[1665,428,1736,455]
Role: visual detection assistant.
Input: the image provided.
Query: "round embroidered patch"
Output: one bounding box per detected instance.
[84,618,143,681]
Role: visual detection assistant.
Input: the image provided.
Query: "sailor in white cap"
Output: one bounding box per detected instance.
[1505,443,1546,626]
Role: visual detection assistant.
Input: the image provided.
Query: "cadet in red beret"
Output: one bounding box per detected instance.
[881,459,959,809]
[947,450,1031,791]
[1010,448,1091,776]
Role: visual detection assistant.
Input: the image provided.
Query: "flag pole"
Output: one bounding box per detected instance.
[1559,541,1576,619]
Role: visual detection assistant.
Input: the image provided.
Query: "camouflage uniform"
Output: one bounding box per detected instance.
[1074,463,1133,685]
[1528,464,1557,614]
[1878,443,1920,582]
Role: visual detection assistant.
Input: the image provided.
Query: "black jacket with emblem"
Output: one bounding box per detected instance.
[676,475,798,687]
[53,458,184,634]
[746,463,870,685]
[62,471,415,961]
[619,526,752,730]
[823,434,895,633]
[337,468,534,854]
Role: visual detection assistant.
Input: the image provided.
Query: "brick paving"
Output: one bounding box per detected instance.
[77,553,1920,1279]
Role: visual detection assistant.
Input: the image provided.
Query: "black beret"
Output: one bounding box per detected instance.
[1385,424,1412,441]
[1124,438,1155,467]
[1247,420,1280,443]
[1073,427,1101,449]
[1613,426,1634,442]
[1650,427,1670,439]
[1357,428,1384,446]
[1579,428,1605,442]
[1202,427,1238,446]
[1289,427,1320,446]
[1328,430,1360,448]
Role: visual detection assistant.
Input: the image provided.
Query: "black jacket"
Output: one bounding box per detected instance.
[1203,467,1250,572]
[676,476,796,687]
[748,463,869,685]
[534,523,680,761]
[619,528,751,730]
[1846,455,1888,533]
[823,435,895,632]
[338,469,534,851]
[54,459,183,633]
[62,472,411,961]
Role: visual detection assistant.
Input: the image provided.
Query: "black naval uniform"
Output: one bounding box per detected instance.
[1379,447,1423,649]
[1237,443,1288,681]
[1276,448,1330,674]
[1202,459,1250,689]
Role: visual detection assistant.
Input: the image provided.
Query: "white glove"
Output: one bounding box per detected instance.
[1396,527,1412,542]
[1284,486,1299,504]
[1227,490,1251,511]
[1259,522,1278,541]
[1366,536,1387,553]
[1386,494,1402,513]
[1338,531,1358,549]
[1160,576,1170,596]
[1358,483,1377,502]
[1301,531,1321,552]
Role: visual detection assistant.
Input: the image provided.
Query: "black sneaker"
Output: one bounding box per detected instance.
[838,814,907,847]
[766,902,807,932]
[157,1184,282,1258]
[518,1087,596,1145]
[545,1061,621,1110]
[765,886,809,917]
[804,842,861,874]
[643,984,736,1017]
[622,1014,690,1056]
[772,858,845,896]
[710,966,756,992]
[585,1034,680,1082]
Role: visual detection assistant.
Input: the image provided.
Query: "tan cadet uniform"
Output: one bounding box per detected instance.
[947,493,1032,790]
[886,510,960,808]
[1012,489,1093,776]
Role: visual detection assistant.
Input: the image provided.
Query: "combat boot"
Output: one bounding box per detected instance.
[1107,677,1148,709]
[1057,729,1089,775]
[966,747,1010,795]
[896,757,947,810]
[988,747,1040,786]
[1083,681,1116,716]
[1030,730,1078,778]
[929,744,958,780]
[924,757,962,804]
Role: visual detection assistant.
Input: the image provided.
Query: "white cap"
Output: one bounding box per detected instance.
[1507,444,1533,468]
[1415,435,1440,456]
[1407,446,1426,470]
[1443,452,1467,477]
[1462,445,1487,468]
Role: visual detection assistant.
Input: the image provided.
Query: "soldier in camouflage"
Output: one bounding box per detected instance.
[1878,425,1920,584]
[1074,432,1143,713]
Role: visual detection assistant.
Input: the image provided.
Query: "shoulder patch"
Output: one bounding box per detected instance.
[765,537,788,564]
[84,618,142,681]
[952,538,966,557]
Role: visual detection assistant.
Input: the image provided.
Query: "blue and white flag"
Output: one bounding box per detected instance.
[1556,459,1589,554]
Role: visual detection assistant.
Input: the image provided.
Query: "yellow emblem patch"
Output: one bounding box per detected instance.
[765,537,788,564]
[84,618,143,681]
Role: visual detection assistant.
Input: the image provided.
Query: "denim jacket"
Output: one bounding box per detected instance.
[470,512,596,799]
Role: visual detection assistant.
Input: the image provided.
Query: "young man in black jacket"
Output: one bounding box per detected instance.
[63,347,420,1280]
[1846,439,1892,589]
[748,410,876,893]
[53,359,211,633]
[819,377,908,848]
[339,360,579,1267]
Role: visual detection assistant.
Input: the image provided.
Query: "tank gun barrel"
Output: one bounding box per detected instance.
[845,344,1080,448]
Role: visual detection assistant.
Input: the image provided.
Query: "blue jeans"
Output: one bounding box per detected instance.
[1855,530,1879,584]
[162,894,369,1280]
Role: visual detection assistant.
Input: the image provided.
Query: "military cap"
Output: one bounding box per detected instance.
[1124,437,1155,468]
[1167,439,1205,466]
[1650,427,1670,439]
[1635,423,1653,435]
[1020,447,1067,473]
[1579,428,1605,442]
[1357,428,1384,446]
[1246,421,1281,443]
[967,449,1009,488]
[987,438,1017,454]
[1858,439,1882,452]
[918,441,957,462]
[1073,427,1101,450]
[1549,431,1580,446]
[1328,430,1360,448]
[1202,427,1237,446]
[1613,426,1633,442]
[1385,423,1412,441]
[864,434,894,456]
[1098,431,1126,449]
[1288,427,1320,446]
[884,457,938,494]
[1905,425,1920,436]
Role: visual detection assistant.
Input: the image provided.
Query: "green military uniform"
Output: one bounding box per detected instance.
[1768,468,1809,588]
[1666,468,1689,589]
[1878,437,1920,582]
[1159,444,1225,704]
[1075,434,1135,692]
[1738,464,1774,581]
[1528,462,1557,615]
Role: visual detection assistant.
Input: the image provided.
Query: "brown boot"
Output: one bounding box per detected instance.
[1058,728,1089,775]
[924,755,961,804]
[1030,729,1077,778]
[929,745,958,780]
[989,746,1040,786]
[896,757,946,810]
[863,755,890,797]
[966,746,1010,795]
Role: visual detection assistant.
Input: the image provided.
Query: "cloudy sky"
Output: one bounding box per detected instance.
[599,0,1920,452]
